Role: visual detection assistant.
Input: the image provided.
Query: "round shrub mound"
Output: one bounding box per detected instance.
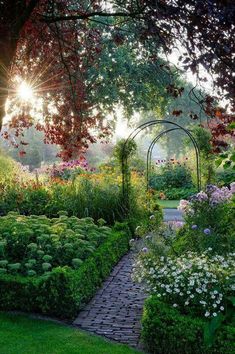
[0,212,112,276]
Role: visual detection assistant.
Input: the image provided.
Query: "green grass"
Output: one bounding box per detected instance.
[0,312,141,354]
[157,200,180,209]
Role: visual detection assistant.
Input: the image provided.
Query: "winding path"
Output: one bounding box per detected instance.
[163,208,183,221]
[73,209,181,348]
[73,250,146,348]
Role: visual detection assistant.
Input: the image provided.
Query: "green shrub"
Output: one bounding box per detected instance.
[142,297,235,354]
[0,213,114,275]
[163,187,197,200]
[216,169,235,186]
[149,164,194,190]
[0,230,130,319]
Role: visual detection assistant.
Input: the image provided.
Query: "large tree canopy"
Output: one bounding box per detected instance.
[0,1,234,158]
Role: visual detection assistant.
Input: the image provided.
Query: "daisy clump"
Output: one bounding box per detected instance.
[133,250,235,318]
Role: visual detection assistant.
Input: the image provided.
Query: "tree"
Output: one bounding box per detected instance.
[1,1,234,158]
[0,126,59,168]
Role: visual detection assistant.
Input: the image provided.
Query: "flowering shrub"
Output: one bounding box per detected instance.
[178,184,234,212]
[44,158,95,180]
[0,159,148,227]
[176,183,235,254]
[133,250,234,319]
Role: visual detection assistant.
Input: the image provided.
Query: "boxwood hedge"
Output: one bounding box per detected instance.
[142,296,235,354]
[0,230,130,319]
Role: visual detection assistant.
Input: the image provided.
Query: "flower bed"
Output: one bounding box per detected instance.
[0,213,131,319]
[0,169,147,227]
[132,183,235,352]
[134,250,234,319]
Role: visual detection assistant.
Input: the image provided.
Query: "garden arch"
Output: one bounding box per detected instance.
[121,120,201,213]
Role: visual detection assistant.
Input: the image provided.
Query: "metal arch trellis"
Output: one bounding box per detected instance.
[146,127,182,191]
[146,127,200,191]
[121,120,201,213]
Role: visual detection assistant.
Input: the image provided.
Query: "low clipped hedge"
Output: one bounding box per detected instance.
[142,296,235,354]
[0,230,130,319]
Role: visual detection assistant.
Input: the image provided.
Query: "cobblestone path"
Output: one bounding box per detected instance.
[73,250,146,348]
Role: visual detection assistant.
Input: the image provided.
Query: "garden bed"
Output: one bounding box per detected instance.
[142,296,235,354]
[0,213,131,319]
[131,183,235,353]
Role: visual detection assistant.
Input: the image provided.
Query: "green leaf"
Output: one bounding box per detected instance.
[220,153,228,159]
[215,158,222,168]
[223,160,231,169]
[204,313,224,347]
[227,122,235,130]
[231,153,235,162]
[227,296,235,306]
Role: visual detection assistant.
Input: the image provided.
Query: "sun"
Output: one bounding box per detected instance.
[17,81,34,102]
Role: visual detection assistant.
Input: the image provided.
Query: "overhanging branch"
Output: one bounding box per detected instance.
[40,10,145,24]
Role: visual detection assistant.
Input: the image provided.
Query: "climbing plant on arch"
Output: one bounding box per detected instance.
[121,120,201,214]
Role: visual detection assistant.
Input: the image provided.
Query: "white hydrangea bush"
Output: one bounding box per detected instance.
[133,250,235,318]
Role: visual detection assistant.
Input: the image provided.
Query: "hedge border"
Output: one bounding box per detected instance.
[142,296,235,354]
[0,230,130,319]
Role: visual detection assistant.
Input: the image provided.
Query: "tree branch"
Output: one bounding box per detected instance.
[40,10,144,24]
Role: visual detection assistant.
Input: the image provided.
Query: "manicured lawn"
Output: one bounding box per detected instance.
[157,200,179,208]
[0,313,141,354]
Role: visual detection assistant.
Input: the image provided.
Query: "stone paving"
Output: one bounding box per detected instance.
[73,210,181,347]
[163,208,183,221]
[73,250,146,348]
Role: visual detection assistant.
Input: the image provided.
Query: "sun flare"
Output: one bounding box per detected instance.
[17,81,34,102]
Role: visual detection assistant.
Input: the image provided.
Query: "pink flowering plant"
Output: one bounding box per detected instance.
[45,158,95,181]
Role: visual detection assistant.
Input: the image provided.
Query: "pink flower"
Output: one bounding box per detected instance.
[178,199,190,212]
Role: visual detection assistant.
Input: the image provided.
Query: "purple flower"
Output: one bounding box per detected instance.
[196,191,208,202]
[210,186,232,206]
[189,194,197,202]
[204,228,211,235]
[142,247,148,253]
[206,184,217,194]
[191,224,198,230]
